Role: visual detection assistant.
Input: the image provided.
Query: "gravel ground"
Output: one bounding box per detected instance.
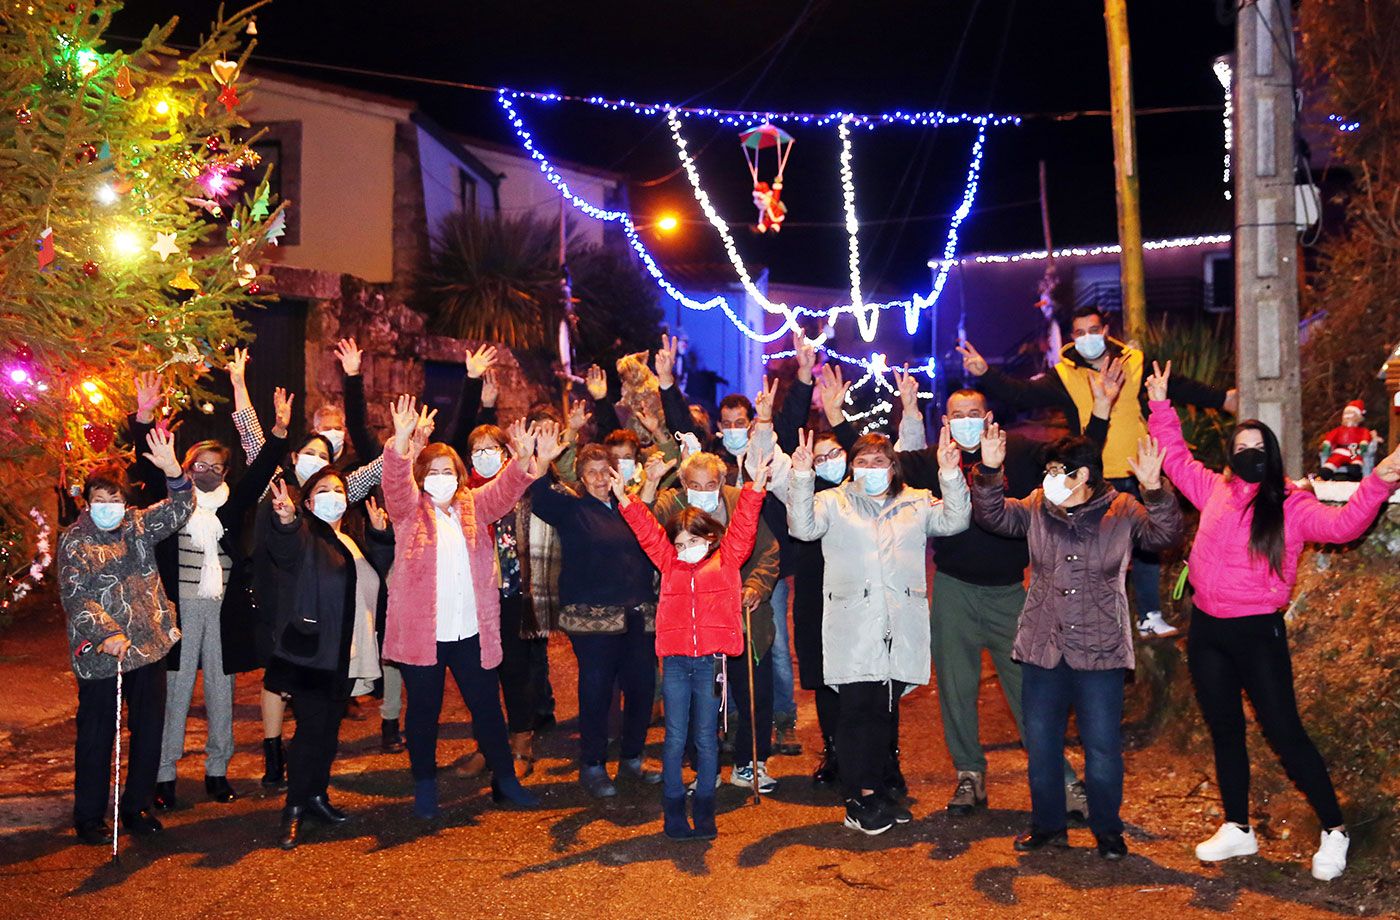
[0,601,1387,919]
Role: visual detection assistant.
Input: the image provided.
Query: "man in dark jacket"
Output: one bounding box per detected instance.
[957,307,1235,639]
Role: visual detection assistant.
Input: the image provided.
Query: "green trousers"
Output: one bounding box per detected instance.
[930,571,1076,783]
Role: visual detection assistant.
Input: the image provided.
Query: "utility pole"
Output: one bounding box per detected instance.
[1233,0,1303,474]
[1103,0,1148,345]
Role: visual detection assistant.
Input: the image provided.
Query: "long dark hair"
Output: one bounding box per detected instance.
[1233,420,1286,577]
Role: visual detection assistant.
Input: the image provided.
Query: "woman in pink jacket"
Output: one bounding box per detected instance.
[380,395,564,818]
[1146,362,1400,882]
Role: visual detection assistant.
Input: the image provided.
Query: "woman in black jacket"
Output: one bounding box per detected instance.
[265,467,393,849]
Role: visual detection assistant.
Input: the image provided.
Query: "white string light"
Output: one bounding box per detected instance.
[837,119,876,341]
[913,125,987,335]
[1213,59,1232,200]
[931,234,1232,267]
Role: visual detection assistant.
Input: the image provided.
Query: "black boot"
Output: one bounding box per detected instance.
[205,775,239,803]
[662,795,693,840]
[381,718,405,754]
[692,795,718,840]
[261,737,286,789]
[812,737,838,786]
[153,780,178,810]
[1014,827,1070,852]
[120,809,163,836]
[884,744,908,799]
[279,806,304,850]
[306,793,349,824]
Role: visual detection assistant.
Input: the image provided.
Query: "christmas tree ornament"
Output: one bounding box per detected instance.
[210,59,239,85]
[81,421,114,452]
[247,281,261,295]
[237,262,257,286]
[739,124,793,233]
[204,134,222,153]
[75,142,97,163]
[15,345,34,363]
[246,20,257,35]
[170,267,200,290]
[10,399,26,418]
[150,230,179,261]
[146,315,158,328]
[217,83,238,113]
[81,259,99,277]
[36,227,55,269]
[15,104,32,124]
[264,208,286,244]
[113,64,134,98]
[250,186,270,220]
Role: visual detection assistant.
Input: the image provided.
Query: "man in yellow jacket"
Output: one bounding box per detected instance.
[957,306,1237,639]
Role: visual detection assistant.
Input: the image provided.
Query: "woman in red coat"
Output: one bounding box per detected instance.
[616,458,770,840]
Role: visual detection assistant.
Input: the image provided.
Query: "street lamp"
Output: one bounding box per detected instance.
[656,213,680,234]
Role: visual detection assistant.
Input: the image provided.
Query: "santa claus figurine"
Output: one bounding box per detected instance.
[752,180,787,233]
[1319,400,1379,480]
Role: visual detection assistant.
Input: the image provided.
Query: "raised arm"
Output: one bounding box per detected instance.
[1289,467,1399,544]
[970,422,1031,538]
[619,499,674,571]
[922,424,971,535]
[784,430,830,541]
[1144,361,1221,509]
[720,485,765,568]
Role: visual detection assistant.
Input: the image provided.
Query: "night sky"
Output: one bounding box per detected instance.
[111,0,1235,296]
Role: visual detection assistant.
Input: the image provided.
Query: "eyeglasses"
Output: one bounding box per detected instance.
[815,448,845,462]
[191,461,227,474]
[471,448,503,459]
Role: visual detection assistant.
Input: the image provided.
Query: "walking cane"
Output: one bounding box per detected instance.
[742,603,760,806]
[111,664,122,862]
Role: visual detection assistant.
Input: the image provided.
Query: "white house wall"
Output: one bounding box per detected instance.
[464,145,614,247]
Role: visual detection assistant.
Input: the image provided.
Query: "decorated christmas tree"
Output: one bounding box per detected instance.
[0,0,286,595]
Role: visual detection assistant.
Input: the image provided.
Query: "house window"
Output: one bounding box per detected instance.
[458,169,478,214]
[1204,252,1234,312]
[220,121,302,245]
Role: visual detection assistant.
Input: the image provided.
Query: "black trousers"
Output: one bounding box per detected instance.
[74,658,167,827]
[815,685,839,741]
[836,679,905,798]
[286,682,349,809]
[497,594,535,734]
[727,646,774,768]
[1188,610,1343,829]
[401,635,512,781]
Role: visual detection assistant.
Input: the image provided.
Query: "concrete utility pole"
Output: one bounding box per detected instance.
[1233,0,1303,474]
[1103,0,1148,345]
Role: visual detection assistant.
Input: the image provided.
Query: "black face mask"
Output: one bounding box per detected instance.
[1229,447,1267,483]
[192,470,226,493]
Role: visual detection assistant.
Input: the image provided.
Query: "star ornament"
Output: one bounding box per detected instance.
[151,231,180,262]
[217,83,239,113]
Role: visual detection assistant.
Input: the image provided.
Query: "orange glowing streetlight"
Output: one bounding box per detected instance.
[655,213,680,234]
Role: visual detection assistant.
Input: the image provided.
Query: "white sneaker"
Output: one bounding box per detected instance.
[686,773,723,794]
[730,761,777,793]
[1311,828,1349,881]
[1138,610,1181,638]
[1195,822,1258,861]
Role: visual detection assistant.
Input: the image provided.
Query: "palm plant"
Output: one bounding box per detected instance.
[1142,314,1236,468]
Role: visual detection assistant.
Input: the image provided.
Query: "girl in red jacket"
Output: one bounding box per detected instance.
[614,457,770,840]
[1146,362,1400,882]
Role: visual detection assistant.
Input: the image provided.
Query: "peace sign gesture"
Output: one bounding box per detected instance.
[893,364,918,415]
[364,494,389,531]
[794,329,818,384]
[791,428,816,472]
[655,334,680,389]
[749,450,774,492]
[1145,360,1172,403]
[754,375,778,424]
[955,340,988,377]
[644,452,676,484]
[269,477,297,525]
[935,422,960,474]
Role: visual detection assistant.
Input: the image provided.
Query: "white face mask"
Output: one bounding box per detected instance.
[948,416,985,450]
[471,448,504,478]
[294,453,329,484]
[853,467,891,496]
[687,488,720,514]
[423,472,459,503]
[676,543,709,565]
[1042,472,1076,506]
[1073,333,1106,361]
[318,428,346,457]
[90,501,126,531]
[815,456,847,484]
[616,458,637,482]
[311,491,347,524]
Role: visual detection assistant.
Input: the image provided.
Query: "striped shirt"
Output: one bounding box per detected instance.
[233,406,383,502]
[176,529,232,601]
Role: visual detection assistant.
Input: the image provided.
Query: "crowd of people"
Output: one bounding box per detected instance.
[56,308,1400,882]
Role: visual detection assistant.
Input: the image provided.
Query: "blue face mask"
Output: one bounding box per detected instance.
[687,488,720,513]
[616,458,637,482]
[1074,333,1107,361]
[948,416,985,450]
[90,502,126,531]
[720,427,749,455]
[815,456,847,484]
[853,467,891,496]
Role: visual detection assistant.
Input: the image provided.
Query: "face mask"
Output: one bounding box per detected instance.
[687,488,720,513]
[815,456,847,484]
[90,502,126,531]
[616,458,637,482]
[1229,447,1267,484]
[318,428,346,457]
[311,492,347,524]
[192,470,226,493]
[423,473,459,503]
[472,449,504,479]
[677,543,709,565]
[948,416,985,450]
[720,427,749,455]
[853,467,891,496]
[1042,472,1075,506]
[1074,333,1107,361]
[295,452,329,484]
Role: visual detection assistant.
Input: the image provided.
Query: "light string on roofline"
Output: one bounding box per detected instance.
[503,88,1020,130]
[931,234,1233,267]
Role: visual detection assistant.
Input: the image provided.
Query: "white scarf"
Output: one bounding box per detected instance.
[186,483,229,599]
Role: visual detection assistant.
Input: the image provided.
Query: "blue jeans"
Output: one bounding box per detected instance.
[769,576,796,722]
[661,655,721,799]
[568,610,656,766]
[1109,476,1162,616]
[1022,660,1126,838]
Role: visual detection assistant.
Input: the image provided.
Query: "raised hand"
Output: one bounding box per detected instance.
[980,420,1007,469]
[607,465,630,503]
[818,364,851,427]
[269,477,297,525]
[334,338,362,377]
[390,394,419,452]
[634,400,663,437]
[955,341,988,377]
[533,419,566,464]
[936,422,960,474]
[791,428,816,472]
[750,451,773,492]
[754,376,778,424]
[894,364,919,415]
[364,495,389,531]
[1090,356,1126,414]
[794,329,817,384]
[1145,360,1172,403]
[134,370,163,423]
[507,418,533,459]
[644,452,676,484]
[411,406,436,453]
[142,426,182,479]
[655,334,679,389]
[1127,435,1164,489]
[272,386,294,438]
[481,369,500,409]
[566,396,591,434]
[465,344,498,380]
[585,364,608,401]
